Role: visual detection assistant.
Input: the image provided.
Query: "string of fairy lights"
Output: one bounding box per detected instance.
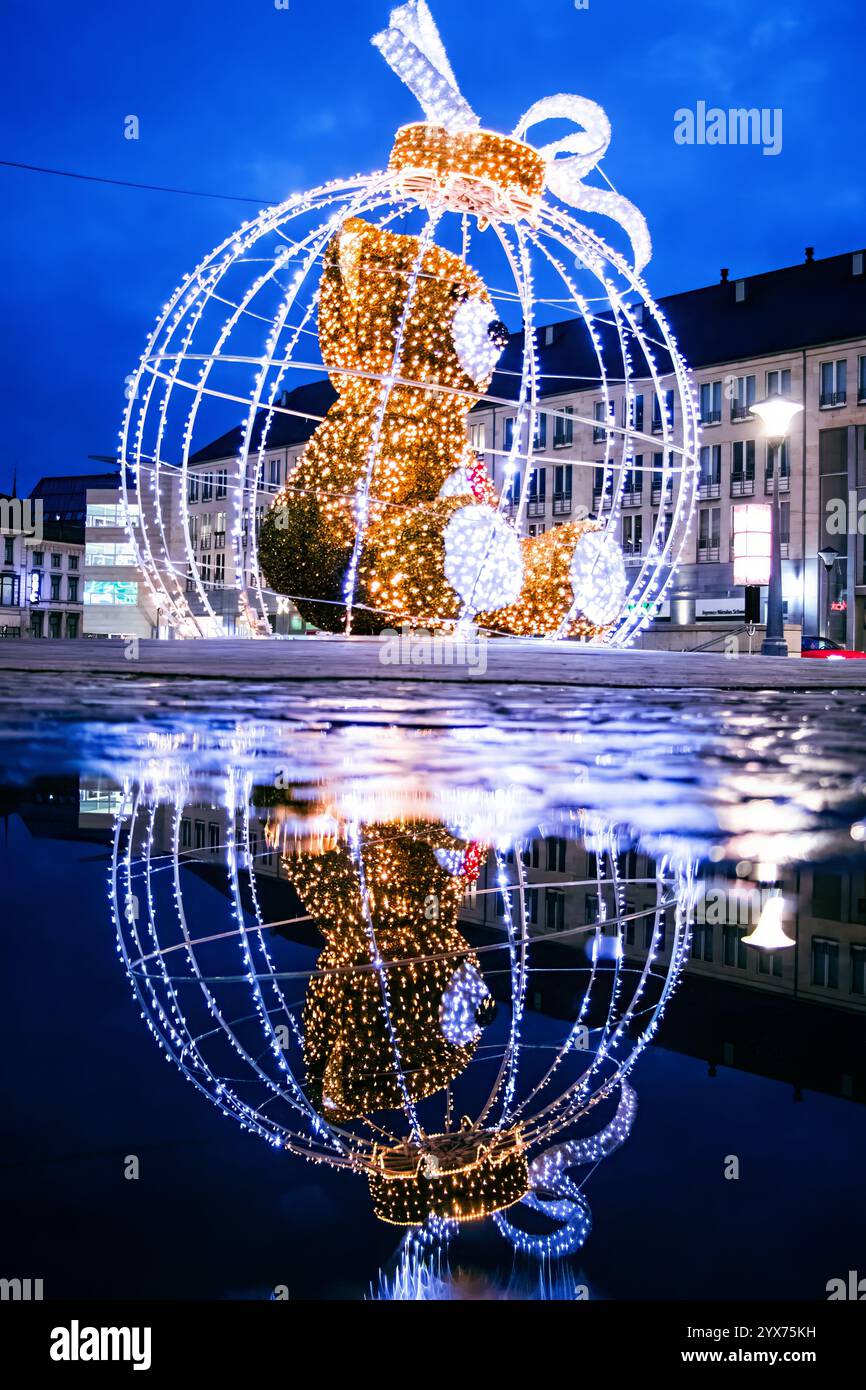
[111,734,699,1248]
[118,3,699,646]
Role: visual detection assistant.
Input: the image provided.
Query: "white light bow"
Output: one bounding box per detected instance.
[514,95,652,273]
[373,0,652,273]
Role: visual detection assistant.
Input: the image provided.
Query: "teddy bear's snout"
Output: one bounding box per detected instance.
[488,319,509,350]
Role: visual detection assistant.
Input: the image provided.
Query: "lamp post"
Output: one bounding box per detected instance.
[817,546,839,641]
[750,395,804,656]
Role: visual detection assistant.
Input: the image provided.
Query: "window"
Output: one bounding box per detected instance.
[553,464,573,515]
[593,400,614,444]
[214,512,227,547]
[533,414,547,450]
[852,944,866,996]
[731,374,756,421]
[216,469,227,500]
[0,574,20,607]
[811,936,839,988]
[67,577,79,602]
[66,613,79,638]
[30,611,44,638]
[83,580,139,605]
[699,444,721,497]
[765,439,790,489]
[527,468,546,517]
[208,823,220,853]
[546,837,566,872]
[31,551,44,568]
[651,452,674,505]
[86,503,138,528]
[48,612,61,638]
[623,513,642,560]
[859,356,866,405]
[525,888,539,925]
[503,418,516,451]
[521,842,540,869]
[757,951,783,978]
[188,473,200,503]
[766,368,791,397]
[468,422,486,452]
[51,552,62,569]
[651,389,674,434]
[545,890,565,933]
[50,574,61,602]
[85,541,136,567]
[200,516,212,551]
[628,394,644,432]
[268,457,281,486]
[194,820,206,851]
[503,471,521,506]
[653,510,673,547]
[553,406,573,448]
[201,473,213,502]
[623,456,642,503]
[199,553,212,584]
[698,507,721,561]
[731,439,756,495]
[691,923,713,961]
[723,924,748,969]
[3,538,12,565]
[68,554,79,571]
[585,893,600,925]
[820,360,847,408]
[700,381,722,425]
[779,500,790,555]
[180,819,192,850]
[214,553,226,587]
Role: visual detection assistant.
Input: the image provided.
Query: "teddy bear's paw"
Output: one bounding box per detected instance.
[569,529,628,627]
[443,504,523,613]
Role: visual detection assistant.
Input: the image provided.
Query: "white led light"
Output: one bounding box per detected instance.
[439,962,491,1047]
[569,530,628,627]
[452,297,504,384]
[443,504,523,611]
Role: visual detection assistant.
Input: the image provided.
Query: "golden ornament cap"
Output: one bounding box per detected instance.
[389,122,545,227]
[368,1125,529,1225]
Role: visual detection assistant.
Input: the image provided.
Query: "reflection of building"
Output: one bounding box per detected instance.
[0,493,83,639]
[468,248,866,648]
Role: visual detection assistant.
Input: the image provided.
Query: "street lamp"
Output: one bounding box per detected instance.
[818,546,839,641]
[749,394,804,656]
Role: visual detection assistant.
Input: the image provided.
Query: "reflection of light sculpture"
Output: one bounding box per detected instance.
[112,759,698,1256]
[119,1,698,646]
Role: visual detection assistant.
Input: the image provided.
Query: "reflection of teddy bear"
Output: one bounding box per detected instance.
[284,823,494,1123]
[258,216,624,635]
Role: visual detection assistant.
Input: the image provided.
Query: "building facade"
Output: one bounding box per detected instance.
[467,247,866,649]
[0,495,84,639]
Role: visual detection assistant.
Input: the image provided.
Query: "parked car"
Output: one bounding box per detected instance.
[801,635,866,659]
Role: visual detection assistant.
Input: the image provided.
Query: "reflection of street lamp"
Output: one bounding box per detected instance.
[750,395,804,656]
[818,546,839,640]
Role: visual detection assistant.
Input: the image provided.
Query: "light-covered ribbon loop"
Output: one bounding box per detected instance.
[516,95,652,273]
[372,0,480,133]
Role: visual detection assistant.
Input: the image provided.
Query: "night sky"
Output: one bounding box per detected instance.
[3,0,863,494]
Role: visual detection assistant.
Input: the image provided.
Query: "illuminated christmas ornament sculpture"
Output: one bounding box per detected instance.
[119,0,699,644]
[112,747,698,1254]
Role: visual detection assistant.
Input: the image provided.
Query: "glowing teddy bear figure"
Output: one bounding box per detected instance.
[284,821,496,1123]
[258,216,623,637]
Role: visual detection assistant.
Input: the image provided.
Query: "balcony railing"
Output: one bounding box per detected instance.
[820,390,847,408]
[698,480,721,500]
[526,498,546,518]
[651,485,673,506]
[764,473,790,494]
[731,476,755,497]
[623,548,644,566]
[697,545,721,563]
[621,489,643,508]
[700,409,722,426]
[552,494,573,516]
[731,403,752,422]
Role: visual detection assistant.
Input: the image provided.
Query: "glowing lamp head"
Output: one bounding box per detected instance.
[742,892,795,951]
[749,394,803,440]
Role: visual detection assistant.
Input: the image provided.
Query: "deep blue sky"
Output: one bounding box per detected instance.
[2,0,863,494]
